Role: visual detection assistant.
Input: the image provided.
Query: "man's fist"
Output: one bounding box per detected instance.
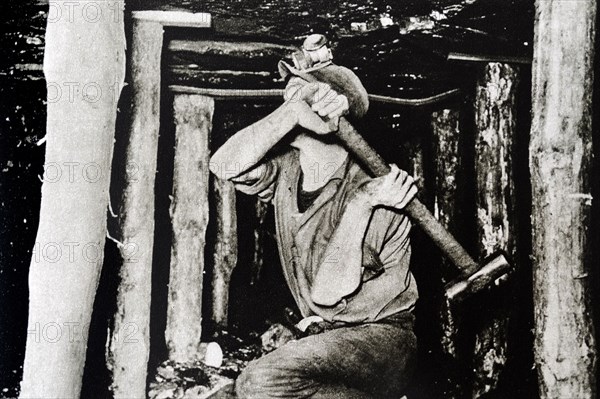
[285,78,349,122]
[357,164,418,210]
[289,100,339,135]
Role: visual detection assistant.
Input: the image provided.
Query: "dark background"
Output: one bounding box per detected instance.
[0,0,550,397]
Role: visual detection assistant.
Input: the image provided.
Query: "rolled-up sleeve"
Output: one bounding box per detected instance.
[231,157,280,202]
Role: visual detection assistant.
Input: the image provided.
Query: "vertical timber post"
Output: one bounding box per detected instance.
[20,1,125,397]
[166,94,214,361]
[530,0,597,397]
[107,14,163,398]
[431,108,464,397]
[408,139,427,197]
[432,108,462,260]
[472,62,518,397]
[211,178,238,329]
[106,11,211,393]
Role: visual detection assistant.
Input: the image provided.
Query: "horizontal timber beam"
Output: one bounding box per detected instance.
[169,85,460,106]
[132,10,212,29]
[448,52,531,65]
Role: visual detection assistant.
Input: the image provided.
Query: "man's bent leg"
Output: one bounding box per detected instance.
[236,319,417,398]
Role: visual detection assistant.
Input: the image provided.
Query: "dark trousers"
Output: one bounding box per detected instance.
[236,314,417,398]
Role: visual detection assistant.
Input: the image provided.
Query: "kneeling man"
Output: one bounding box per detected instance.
[210,58,419,399]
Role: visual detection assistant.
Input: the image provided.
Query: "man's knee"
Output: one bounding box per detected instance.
[235,360,274,398]
[235,353,315,399]
[235,365,256,398]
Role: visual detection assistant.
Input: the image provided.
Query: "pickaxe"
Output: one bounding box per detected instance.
[288,69,511,302]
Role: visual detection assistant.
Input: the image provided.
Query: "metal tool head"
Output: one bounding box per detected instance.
[445,252,511,302]
[291,34,333,71]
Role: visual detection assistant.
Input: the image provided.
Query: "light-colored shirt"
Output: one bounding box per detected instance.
[233,149,418,324]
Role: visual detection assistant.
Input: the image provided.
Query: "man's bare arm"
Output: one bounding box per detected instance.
[210,83,346,181]
[310,194,374,306]
[209,101,297,181]
[311,165,418,306]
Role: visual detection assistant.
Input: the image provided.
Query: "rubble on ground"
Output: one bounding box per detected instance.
[148,331,262,399]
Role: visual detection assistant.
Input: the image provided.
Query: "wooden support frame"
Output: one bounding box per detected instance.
[472,62,518,397]
[432,108,462,254]
[170,85,460,106]
[431,108,464,398]
[20,2,126,397]
[107,10,211,397]
[109,11,545,397]
[530,1,596,397]
[211,178,238,329]
[107,15,163,398]
[23,1,598,397]
[167,94,214,361]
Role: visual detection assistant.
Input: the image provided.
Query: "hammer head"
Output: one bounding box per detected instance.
[445,252,511,302]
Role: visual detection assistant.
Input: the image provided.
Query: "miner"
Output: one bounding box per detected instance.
[210,34,418,398]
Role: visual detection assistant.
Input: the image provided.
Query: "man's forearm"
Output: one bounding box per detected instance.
[210,101,297,180]
[311,195,374,306]
[324,196,373,266]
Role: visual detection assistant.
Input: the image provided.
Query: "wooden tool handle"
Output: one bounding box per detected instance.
[294,72,479,276]
[337,119,479,276]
